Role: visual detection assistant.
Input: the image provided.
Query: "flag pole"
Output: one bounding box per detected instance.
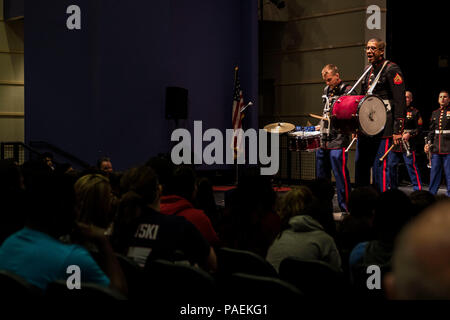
[234,66,239,186]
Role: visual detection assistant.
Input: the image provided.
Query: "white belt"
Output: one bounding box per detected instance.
[383,100,391,112]
[404,129,415,133]
[435,130,450,134]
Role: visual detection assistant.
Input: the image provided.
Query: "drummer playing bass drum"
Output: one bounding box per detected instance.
[355,38,407,192]
[315,64,352,212]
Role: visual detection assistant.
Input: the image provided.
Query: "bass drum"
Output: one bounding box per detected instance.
[331,95,386,136]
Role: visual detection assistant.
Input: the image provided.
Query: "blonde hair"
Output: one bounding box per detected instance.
[321,64,339,78]
[74,174,113,228]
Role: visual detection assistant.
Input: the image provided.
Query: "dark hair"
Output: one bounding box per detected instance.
[373,189,413,241]
[348,186,379,218]
[409,190,436,217]
[172,166,196,201]
[146,155,175,195]
[97,157,111,168]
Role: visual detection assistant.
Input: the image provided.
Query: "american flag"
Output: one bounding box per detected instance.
[232,67,245,157]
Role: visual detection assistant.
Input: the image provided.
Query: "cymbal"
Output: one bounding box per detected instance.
[263,122,295,133]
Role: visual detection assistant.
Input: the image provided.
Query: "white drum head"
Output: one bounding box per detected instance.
[358,95,386,136]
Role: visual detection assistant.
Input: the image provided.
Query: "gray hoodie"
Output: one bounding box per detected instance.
[266,215,342,272]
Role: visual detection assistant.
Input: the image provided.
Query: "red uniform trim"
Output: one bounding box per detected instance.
[342,148,349,207]
[412,151,421,190]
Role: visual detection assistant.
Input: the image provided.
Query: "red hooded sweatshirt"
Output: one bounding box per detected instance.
[160,195,220,246]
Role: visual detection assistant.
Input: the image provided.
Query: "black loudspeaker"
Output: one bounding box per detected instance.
[165,87,188,120]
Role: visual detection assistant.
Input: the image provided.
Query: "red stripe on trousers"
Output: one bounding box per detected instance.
[342,148,349,206]
[412,151,422,190]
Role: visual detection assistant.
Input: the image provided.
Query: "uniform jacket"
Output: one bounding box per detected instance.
[427,105,450,154]
[323,82,351,149]
[394,106,422,152]
[361,59,406,137]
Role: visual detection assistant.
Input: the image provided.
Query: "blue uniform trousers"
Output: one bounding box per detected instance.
[355,136,391,193]
[429,153,450,196]
[316,148,351,211]
[388,151,423,191]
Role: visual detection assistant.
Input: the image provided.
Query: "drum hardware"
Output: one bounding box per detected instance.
[346,65,373,96]
[366,60,389,95]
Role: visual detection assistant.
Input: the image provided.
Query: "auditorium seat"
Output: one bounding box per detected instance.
[279,257,349,298]
[220,273,303,315]
[45,280,127,299]
[0,270,42,298]
[144,259,217,303]
[216,247,278,279]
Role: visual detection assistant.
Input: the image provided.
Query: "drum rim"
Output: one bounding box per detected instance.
[357,94,387,136]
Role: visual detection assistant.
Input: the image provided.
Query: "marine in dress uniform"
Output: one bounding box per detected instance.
[425,90,450,195]
[388,91,423,190]
[316,64,352,212]
[355,38,407,192]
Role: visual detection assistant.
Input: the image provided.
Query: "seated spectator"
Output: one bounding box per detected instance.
[112,165,217,272]
[97,157,113,175]
[349,189,413,289]
[306,178,338,239]
[384,200,450,299]
[337,186,379,274]
[194,177,221,231]
[408,190,436,217]
[0,159,26,244]
[220,169,280,258]
[266,186,342,272]
[73,174,117,237]
[0,172,126,294]
[158,165,220,246]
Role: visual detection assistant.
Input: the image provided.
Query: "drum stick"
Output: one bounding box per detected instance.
[345,137,357,153]
[379,144,395,161]
[309,113,326,121]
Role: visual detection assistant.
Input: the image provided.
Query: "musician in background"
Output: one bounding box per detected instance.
[315,64,352,212]
[355,38,407,192]
[388,91,423,191]
[424,90,450,196]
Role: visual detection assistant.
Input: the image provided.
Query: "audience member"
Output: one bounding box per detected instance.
[220,169,280,258]
[337,186,379,274]
[266,186,342,272]
[74,174,117,236]
[408,190,436,217]
[158,165,220,246]
[384,200,450,299]
[349,189,413,292]
[0,159,26,244]
[306,178,338,239]
[0,171,127,294]
[112,165,217,272]
[97,157,113,174]
[194,177,221,231]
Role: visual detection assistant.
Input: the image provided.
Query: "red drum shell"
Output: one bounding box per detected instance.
[331,95,364,120]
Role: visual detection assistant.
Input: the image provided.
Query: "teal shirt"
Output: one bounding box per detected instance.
[0,227,110,290]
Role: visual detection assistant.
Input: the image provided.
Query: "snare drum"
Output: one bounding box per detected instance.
[288,131,321,152]
[331,95,386,136]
